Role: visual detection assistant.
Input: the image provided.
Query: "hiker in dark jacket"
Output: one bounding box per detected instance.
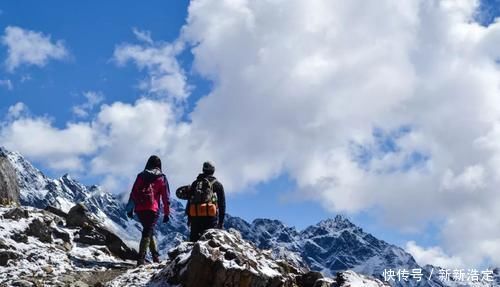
[186,161,225,242]
[126,155,170,266]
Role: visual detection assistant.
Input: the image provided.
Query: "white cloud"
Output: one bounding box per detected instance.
[0,79,13,90]
[0,104,97,171]
[90,98,177,176]
[6,102,26,119]
[2,26,69,72]
[132,28,153,45]
[72,91,104,118]
[113,31,188,101]
[176,0,500,267]
[406,241,465,269]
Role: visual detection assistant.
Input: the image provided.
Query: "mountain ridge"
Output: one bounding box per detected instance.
[2,146,498,287]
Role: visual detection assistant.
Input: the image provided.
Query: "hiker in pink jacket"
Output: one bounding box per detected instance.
[127,155,170,266]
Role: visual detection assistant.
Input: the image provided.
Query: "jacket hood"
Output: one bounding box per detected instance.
[141,168,164,182]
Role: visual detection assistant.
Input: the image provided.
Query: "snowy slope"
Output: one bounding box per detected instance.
[0,206,134,286]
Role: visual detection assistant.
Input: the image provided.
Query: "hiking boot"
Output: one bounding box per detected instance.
[152,254,160,263]
[150,235,160,263]
[136,258,145,266]
[137,235,150,266]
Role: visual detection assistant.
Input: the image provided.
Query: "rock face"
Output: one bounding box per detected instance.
[66,203,138,261]
[108,229,389,287]
[0,150,20,206]
[27,218,53,243]
[157,229,299,287]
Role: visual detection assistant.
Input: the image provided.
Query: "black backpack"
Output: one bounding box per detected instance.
[190,177,217,205]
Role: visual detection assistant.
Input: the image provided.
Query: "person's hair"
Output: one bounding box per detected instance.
[145,155,162,171]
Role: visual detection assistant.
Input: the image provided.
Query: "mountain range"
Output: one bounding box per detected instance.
[1,146,498,287]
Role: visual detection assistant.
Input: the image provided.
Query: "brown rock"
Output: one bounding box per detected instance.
[27,218,53,243]
[3,208,29,220]
[0,250,20,266]
[0,150,20,206]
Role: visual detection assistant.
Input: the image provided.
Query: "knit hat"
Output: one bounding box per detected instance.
[202,161,215,175]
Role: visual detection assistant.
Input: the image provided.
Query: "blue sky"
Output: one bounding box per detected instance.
[0,0,422,237]
[1,0,500,268]
[0,0,334,229]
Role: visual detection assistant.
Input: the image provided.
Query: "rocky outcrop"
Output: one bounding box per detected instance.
[0,206,135,286]
[0,250,20,266]
[3,207,29,220]
[27,218,54,243]
[0,150,20,206]
[109,229,388,287]
[157,229,299,287]
[65,203,138,261]
[67,203,96,228]
[333,271,389,287]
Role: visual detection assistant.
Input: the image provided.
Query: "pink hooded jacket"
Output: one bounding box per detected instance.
[130,168,170,216]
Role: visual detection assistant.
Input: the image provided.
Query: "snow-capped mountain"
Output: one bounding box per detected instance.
[2,147,499,287]
[0,147,188,252]
[225,215,445,287]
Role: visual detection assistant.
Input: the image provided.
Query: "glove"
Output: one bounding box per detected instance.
[163,215,170,223]
[126,211,133,219]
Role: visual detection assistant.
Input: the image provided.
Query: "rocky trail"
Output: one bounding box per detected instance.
[0,204,388,287]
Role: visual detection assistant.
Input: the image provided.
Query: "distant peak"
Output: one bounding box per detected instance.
[0,146,14,157]
[252,218,284,226]
[334,214,351,223]
[61,174,80,185]
[0,147,27,162]
[318,214,357,230]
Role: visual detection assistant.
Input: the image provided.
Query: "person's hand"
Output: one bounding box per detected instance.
[127,211,133,219]
[163,215,170,224]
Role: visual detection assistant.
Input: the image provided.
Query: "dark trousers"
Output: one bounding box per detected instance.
[136,210,159,237]
[136,210,160,259]
[189,216,217,242]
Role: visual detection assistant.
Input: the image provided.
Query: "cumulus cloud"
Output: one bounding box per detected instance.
[0,109,97,171]
[72,91,105,118]
[175,0,500,267]
[406,241,465,269]
[1,26,69,72]
[113,31,189,101]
